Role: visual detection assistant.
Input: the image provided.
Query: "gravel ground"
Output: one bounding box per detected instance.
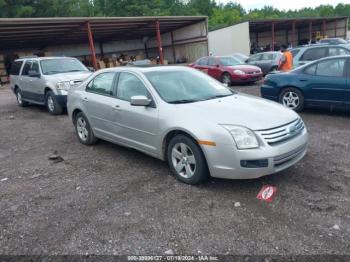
[0,82,349,256]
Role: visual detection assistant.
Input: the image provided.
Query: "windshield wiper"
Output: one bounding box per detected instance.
[168,99,202,104]
[66,69,84,72]
[205,94,233,100]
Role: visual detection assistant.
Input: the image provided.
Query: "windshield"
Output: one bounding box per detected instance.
[40,58,88,75]
[145,69,233,104]
[219,57,242,66]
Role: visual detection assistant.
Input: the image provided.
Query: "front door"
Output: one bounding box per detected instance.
[303,58,347,108]
[28,61,45,103]
[114,72,159,156]
[207,57,222,80]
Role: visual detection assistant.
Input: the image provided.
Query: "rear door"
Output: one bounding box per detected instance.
[302,58,347,108]
[19,60,33,99]
[83,72,120,140]
[257,53,274,74]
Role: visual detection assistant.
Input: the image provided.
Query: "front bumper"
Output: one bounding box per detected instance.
[203,129,308,179]
[231,74,263,83]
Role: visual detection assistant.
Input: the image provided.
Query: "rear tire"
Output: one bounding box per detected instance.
[74,112,97,145]
[46,91,63,115]
[221,72,232,86]
[15,88,28,107]
[279,87,304,112]
[167,135,209,185]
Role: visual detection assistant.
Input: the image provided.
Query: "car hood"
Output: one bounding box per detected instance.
[174,93,298,130]
[45,71,92,83]
[227,64,261,73]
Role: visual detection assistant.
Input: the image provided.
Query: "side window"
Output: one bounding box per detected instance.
[329,47,350,56]
[301,48,327,61]
[117,72,149,102]
[10,61,23,75]
[31,61,40,74]
[315,59,346,77]
[198,57,208,66]
[86,72,115,96]
[261,53,273,60]
[208,57,217,66]
[22,61,32,76]
[249,54,261,62]
[304,64,317,75]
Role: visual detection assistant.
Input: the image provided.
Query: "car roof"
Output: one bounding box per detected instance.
[14,56,77,62]
[96,65,197,74]
[292,44,350,50]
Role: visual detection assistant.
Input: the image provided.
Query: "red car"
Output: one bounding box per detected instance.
[189,56,263,85]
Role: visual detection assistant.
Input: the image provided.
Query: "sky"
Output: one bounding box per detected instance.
[217,0,350,11]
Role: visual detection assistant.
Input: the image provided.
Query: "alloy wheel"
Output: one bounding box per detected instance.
[76,117,89,142]
[171,143,196,179]
[16,91,22,104]
[222,74,231,85]
[282,91,299,109]
[47,96,55,112]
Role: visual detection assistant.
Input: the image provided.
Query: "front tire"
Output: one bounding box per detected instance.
[221,72,232,86]
[279,87,304,112]
[15,88,28,107]
[167,135,209,185]
[46,91,63,115]
[74,112,97,145]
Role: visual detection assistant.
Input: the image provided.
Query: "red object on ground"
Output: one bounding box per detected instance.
[256,185,277,202]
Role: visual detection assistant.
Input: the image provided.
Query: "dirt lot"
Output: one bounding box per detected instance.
[0,82,349,256]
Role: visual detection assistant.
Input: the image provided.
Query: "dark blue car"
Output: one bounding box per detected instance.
[261,55,350,112]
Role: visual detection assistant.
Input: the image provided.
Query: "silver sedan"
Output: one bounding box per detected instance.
[67,66,308,184]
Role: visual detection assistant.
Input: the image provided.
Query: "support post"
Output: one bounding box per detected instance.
[170,31,176,64]
[86,21,98,70]
[155,20,164,64]
[99,42,104,57]
[334,19,337,37]
[323,20,327,37]
[292,21,296,47]
[271,23,275,51]
[309,20,313,44]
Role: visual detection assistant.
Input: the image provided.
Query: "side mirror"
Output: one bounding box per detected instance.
[87,67,95,72]
[28,70,41,78]
[130,95,151,106]
[216,64,220,68]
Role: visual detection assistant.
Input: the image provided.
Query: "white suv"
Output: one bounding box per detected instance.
[10,56,92,114]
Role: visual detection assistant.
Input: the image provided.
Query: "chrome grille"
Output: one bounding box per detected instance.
[256,118,304,145]
[274,143,307,167]
[247,71,261,75]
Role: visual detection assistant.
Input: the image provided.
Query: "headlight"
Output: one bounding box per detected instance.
[233,69,245,75]
[222,125,259,149]
[56,81,71,91]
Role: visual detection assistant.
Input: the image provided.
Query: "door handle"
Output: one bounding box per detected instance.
[82,97,88,102]
[299,79,308,82]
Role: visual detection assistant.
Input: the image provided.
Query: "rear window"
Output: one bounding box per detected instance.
[290,49,300,57]
[10,61,23,75]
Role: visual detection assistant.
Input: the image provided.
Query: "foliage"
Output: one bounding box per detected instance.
[0,0,349,30]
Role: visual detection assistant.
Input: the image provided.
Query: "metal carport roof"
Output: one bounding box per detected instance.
[0,16,207,50]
